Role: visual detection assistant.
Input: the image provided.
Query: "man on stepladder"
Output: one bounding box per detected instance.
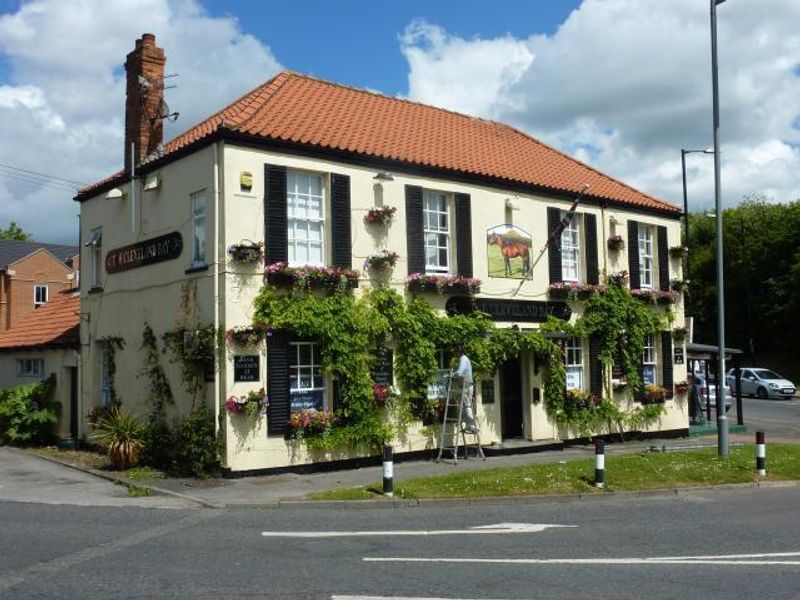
[453,344,479,433]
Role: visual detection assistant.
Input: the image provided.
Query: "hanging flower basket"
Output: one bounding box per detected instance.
[607,235,625,251]
[406,272,481,295]
[225,326,265,347]
[670,279,690,293]
[674,380,690,394]
[672,327,688,342]
[224,388,269,418]
[265,262,359,290]
[363,206,397,226]
[227,241,264,264]
[641,384,668,404]
[669,246,688,259]
[607,271,629,287]
[364,250,399,271]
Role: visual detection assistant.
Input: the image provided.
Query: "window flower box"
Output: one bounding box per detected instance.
[364,250,399,271]
[363,206,397,226]
[224,388,269,418]
[406,272,481,295]
[631,288,678,305]
[669,246,688,259]
[565,388,601,411]
[225,326,265,347]
[265,262,359,290]
[288,409,337,437]
[227,241,264,264]
[548,282,606,300]
[641,384,668,404]
[607,234,625,251]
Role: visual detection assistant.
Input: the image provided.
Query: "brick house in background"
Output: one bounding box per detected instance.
[0,289,80,442]
[0,240,78,333]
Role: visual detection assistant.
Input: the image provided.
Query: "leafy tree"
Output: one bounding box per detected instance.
[0,221,31,241]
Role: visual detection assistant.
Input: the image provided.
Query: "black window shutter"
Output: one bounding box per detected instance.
[661,331,674,390]
[584,213,599,285]
[657,225,669,291]
[330,173,352,269]
[266,331,290,436]
[405,185,424,274]
[454,193,473,278]
[547,207,562,284]
[589,334,603,396]
[264,164,288,264]
[627,220,640,289]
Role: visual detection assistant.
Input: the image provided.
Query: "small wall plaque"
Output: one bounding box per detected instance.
[233,355,259,382]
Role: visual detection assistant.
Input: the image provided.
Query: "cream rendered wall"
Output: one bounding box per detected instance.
[219,144,686,471]
[0,348,78,437]
[79,146,218,437]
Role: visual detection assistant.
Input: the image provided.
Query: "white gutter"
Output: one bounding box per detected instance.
[212,141,222,440]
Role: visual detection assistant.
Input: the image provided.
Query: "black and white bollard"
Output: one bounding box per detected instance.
[756,431,766,477]
[594,438,605,489]
[382,445,394,497]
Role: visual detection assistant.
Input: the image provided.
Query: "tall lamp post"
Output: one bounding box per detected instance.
[710,0,728,457]
[680,148,714,298]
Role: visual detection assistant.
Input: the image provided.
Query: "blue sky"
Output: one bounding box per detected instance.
[0,0,798,243]
[200,0,579,95]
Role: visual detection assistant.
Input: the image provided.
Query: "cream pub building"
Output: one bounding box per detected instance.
[76,34,688,473]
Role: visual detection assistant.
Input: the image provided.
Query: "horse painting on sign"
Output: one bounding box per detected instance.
[487,225,533,279]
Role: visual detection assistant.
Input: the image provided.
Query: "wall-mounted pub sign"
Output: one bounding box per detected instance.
[233,355,260,382]
[446,297,572,323]
[674,347,685,365]
[106,232,183,274]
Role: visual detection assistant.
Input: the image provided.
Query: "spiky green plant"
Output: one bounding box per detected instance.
[89,407,146,470]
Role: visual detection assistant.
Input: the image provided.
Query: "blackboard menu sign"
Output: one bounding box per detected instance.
[372,347,394,386]
[611,363,624,380]
[674,347,685,365]
[481,379,495,404]
[233,355,259,382]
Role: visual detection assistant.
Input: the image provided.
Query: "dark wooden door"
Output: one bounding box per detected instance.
[501,357,523,438]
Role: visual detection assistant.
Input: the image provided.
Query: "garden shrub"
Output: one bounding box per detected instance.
[171,406,221,477]
[0,376,58,446]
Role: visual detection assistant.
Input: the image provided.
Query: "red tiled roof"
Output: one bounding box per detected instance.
[0,291,79,350]
[80,71,679,213]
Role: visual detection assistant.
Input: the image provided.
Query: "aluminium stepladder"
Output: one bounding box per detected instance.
[435,374,486,464]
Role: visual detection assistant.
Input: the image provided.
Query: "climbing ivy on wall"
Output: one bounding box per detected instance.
[162,325,222,409]
[252,286,566,451]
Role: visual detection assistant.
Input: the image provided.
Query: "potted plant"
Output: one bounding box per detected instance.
[288,409,337,438]
[89,407,146,470]
[227,241,264,264]
[363,206,397,226]
[265,262,360,290]
[642,384,668,404]
[364,250,399,271]
[674,380,690,394]
[607,234,625,251]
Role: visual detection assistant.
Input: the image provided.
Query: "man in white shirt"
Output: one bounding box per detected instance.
[453,344,479,433]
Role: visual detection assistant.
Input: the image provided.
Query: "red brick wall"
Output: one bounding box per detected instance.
[0,250,74,332]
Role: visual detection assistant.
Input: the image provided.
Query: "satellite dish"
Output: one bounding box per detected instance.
[158,99,179,122]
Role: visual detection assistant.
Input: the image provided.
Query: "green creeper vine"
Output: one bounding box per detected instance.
[97,336,125,408]
[162,325,223,409]
[252,286,566,451]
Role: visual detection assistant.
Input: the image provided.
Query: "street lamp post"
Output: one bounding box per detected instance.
[710,0,728,457]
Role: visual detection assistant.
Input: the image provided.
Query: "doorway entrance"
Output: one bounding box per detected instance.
[501,357,523,438]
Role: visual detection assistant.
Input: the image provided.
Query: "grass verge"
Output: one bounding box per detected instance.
[307,443,800,501]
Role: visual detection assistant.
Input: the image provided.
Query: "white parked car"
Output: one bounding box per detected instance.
[726,368,796,400]
[693,373,732,412]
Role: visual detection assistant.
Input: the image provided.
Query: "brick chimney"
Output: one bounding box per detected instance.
[124,33,166,173]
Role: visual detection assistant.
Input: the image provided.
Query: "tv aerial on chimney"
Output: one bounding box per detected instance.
[157,99,179,123]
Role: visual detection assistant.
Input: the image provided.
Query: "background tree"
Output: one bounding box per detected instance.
[687,197,800,380]
[0,221,32,241]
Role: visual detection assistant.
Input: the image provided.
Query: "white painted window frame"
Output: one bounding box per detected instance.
[565,337,584,391]
[642,334,657,386]
[34,284,48,308]
[17,358,44,377]
[561,212,581,282]
[423,189,450,273]
[638,224,654,289]
[287,170,325,267]
[289,341,325,408]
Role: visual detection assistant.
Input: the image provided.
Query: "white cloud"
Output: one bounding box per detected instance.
[401,0,800,211]
[0,0,282,243]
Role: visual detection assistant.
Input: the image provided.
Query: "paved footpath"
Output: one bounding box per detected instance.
[5,430,790,509]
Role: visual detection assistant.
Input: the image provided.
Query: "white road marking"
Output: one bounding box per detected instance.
[262,522,575,538]
[364,551,800,567]
[333,597,513,600]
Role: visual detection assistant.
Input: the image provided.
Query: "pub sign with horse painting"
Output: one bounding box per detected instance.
[487,225,533,279]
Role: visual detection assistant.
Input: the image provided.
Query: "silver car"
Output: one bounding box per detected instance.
[693,373,732,412]
[726,368,796,399]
